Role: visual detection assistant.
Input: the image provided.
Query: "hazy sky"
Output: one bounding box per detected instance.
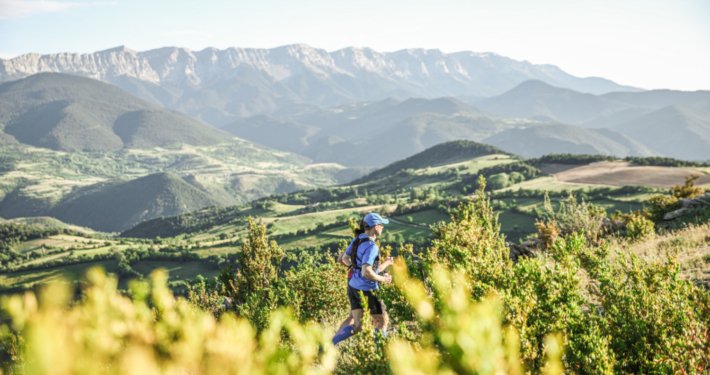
[1,0,708,90]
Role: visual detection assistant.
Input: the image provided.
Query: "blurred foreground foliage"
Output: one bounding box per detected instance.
[0,269,337,375]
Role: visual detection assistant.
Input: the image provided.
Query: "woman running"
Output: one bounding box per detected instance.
[332,212,393,345]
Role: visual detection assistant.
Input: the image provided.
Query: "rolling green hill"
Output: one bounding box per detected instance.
[49,172,230,232]
[352,140,509,184]
[0,73,229,151]
[0,139,354,232]
[121,141,519,239]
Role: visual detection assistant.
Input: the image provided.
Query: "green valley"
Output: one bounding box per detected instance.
[2,141,708,293]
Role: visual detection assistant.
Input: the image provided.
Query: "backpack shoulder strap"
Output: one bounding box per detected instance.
[350,237,375,270]
[350,237,364,270]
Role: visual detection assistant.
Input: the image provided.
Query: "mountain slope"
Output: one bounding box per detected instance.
[484,124,652,158]
[220,115,318,153]
[220,97,496,166]
[0,73,230,151]
[601,90,710,108]
[50,172,231,232]
[475,80,629,124]
[477,81,710,128]
[613,105,710,161]
[298,110,508,167]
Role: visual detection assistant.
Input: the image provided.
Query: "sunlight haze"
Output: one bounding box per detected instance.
[0,0,708,90]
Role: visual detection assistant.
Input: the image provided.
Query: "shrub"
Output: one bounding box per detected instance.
[539,193,608,244]
[506,234,592,372]
[186,275,225,316]
[425,176,512,299]
[593,253,709,373]
[535,220,560,249]
[388,262,563,375]
[671,175,705,199]
[235,218,283,294]
[622,211,655,241]
[335,294,389,375]
[487,173,511,190]
[217,217,285,331]
[648,175,706,223]
[277,251,349,324]
[647,194,679,222]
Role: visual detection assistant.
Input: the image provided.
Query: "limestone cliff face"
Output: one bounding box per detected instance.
[1,46,160,83]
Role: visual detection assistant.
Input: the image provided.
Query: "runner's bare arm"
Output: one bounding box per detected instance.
[338,252,351,266]
[362,264,392,283]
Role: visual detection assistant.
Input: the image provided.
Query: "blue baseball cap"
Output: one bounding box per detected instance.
[363,212,389,227]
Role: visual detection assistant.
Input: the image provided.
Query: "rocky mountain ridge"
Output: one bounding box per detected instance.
[0,45,638,124]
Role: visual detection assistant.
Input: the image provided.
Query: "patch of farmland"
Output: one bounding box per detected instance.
[502,176,608,192]
[554,161,710,187]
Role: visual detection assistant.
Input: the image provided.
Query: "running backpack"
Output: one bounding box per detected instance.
[349,236,378,277]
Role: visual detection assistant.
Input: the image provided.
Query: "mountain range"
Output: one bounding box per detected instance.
[223,84,710,164]
[0,45,638,126]
[0,45,709,232]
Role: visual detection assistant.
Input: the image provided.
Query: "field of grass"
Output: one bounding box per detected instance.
[277,232,349,251]
[265,205,391,236]
[15,234,112,253]
[131,260,220,281]
[192,245,241,257]
[391,208,449,226]
[624,222,710,286]
[0,260,118,291]
[424,154,515,174]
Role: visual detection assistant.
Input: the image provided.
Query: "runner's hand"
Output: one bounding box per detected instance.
[381,273,393,284]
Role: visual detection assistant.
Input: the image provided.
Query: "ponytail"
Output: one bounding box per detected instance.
[354,220,366,236]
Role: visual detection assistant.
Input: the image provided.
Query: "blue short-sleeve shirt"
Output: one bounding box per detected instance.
[346,233,380,291]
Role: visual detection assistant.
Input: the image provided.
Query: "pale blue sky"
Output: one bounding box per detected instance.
[1,0,708,90]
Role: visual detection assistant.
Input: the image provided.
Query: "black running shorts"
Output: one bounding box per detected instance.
[347,285,386,315]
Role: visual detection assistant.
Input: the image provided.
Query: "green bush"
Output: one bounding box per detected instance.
[648,194,680,222]
[623,211,655,241]
[539,193,608,244]
[487,173,511,189]
[425,176,512,299]
[593,253,709,373]
[277,251,349,324]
